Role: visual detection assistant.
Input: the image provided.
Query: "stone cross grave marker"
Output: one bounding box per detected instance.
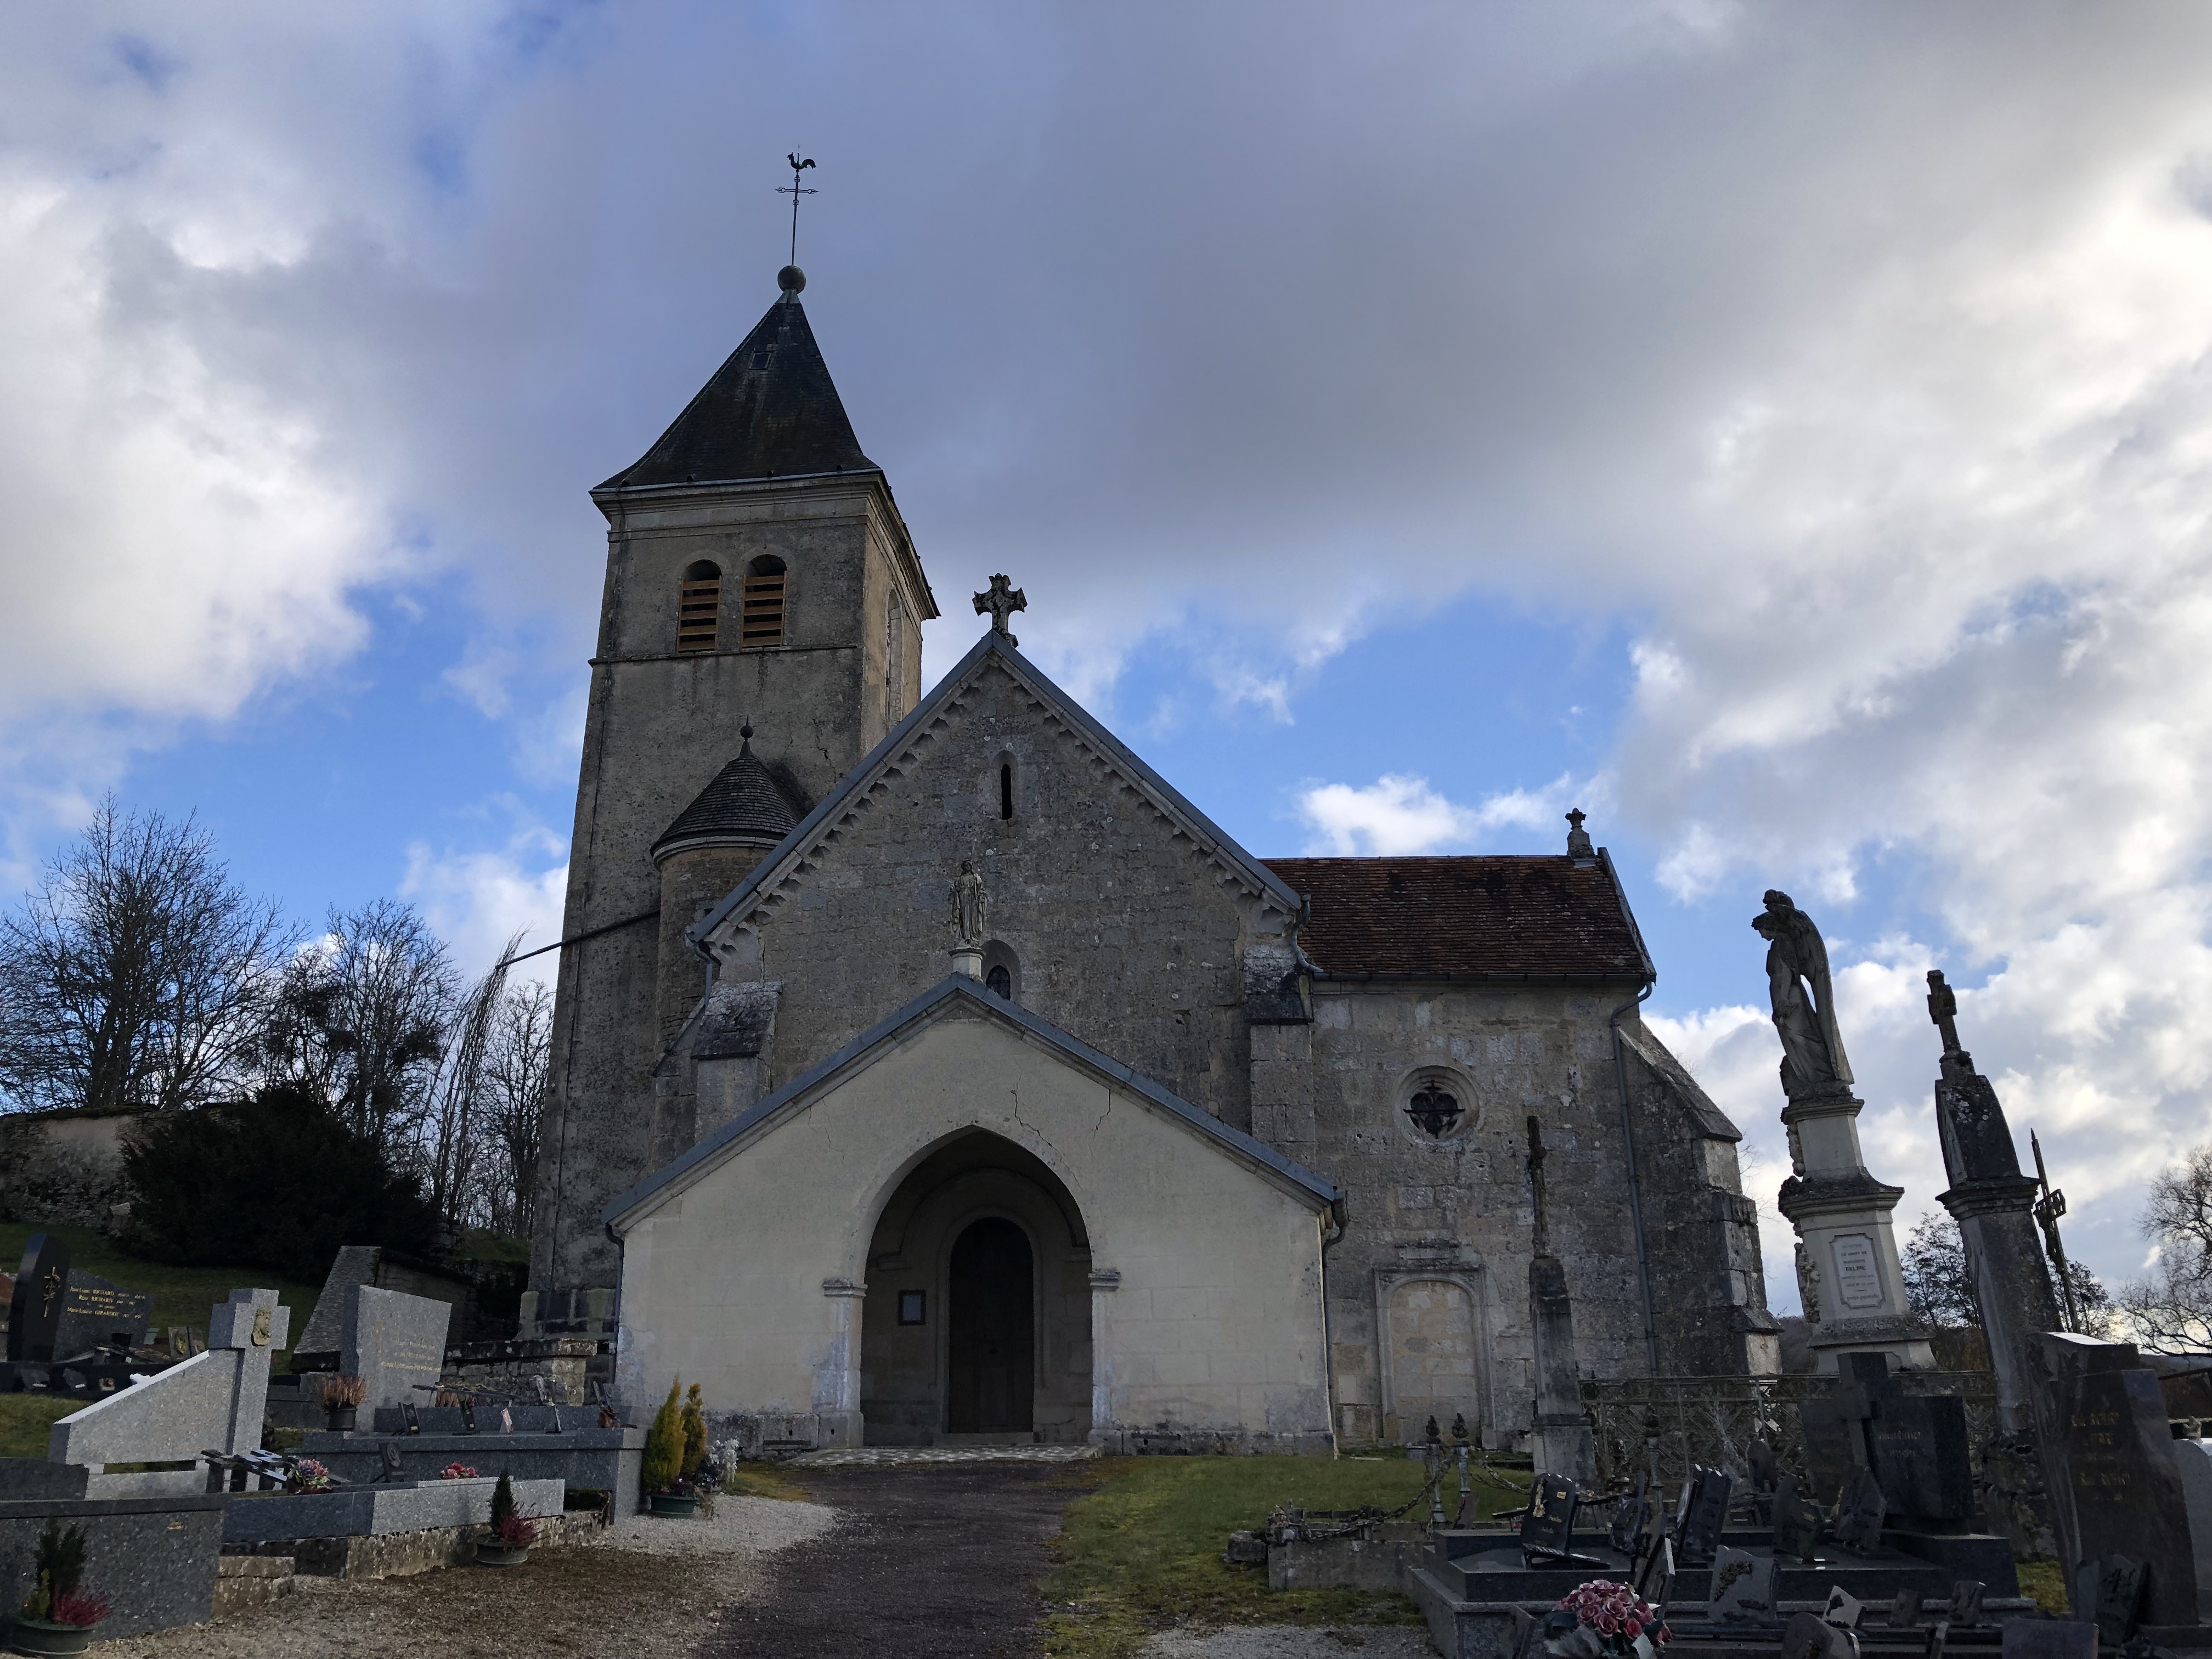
[1678,1466,1732,1567]
[2040,1334,2199,1628]
[1709,1546,1776,1623]
[1803,1352,1975,1528]
[6,1233,70,1363]
[342,1285,453,1415]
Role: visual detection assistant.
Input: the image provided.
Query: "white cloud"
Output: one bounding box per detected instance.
[1296,770,1598,856]
[399,810,567,991]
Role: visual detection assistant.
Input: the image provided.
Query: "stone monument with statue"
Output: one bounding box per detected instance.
[1757,890,1934,1372]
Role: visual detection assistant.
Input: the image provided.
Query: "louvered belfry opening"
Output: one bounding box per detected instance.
[677,560,722,653]
[741,555,787,646]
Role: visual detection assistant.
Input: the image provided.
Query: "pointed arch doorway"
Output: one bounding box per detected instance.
[947,1217,1034,1432]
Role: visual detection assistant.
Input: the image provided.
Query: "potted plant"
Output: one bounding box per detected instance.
[8,1521,110,1657]
[319,1374,366,1433]
[642,1379,695,1516]
[474,1471,538,1567]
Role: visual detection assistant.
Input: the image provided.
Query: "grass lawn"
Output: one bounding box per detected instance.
[2016,1559,2066,1616]
[0,1394,80,1459]
[0,1223,324,1372]
[1040,1453,1530,1658]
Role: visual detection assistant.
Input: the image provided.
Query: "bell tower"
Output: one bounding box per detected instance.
[528,266,937,1334]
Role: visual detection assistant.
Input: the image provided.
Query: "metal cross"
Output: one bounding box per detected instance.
[777,153,817,268]
[2030,1129,2082,1332]
[972,573,1026,645]
[1925,968,1962,1055]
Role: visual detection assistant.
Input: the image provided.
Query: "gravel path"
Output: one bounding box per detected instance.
[703,1462,1085,1657]
[87,1495,837,1659]
[1137,1629,1436,1659]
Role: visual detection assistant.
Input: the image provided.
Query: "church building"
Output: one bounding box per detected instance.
[525,264,1780,1454]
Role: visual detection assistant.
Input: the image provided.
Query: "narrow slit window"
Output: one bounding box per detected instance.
[741,555,787,645]
[676,561,721,653]
[1000,763,1014,820]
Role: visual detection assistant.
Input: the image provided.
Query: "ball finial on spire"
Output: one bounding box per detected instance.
[777,265,805,295]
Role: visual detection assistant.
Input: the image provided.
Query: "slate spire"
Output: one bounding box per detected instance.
[598,272,877,492]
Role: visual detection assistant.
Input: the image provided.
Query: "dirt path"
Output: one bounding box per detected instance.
[704,1462,1088,1658]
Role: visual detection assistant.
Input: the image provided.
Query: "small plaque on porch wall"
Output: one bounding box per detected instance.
[899,1291,926,1326]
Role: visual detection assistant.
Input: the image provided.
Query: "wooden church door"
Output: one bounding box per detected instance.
[947,1217,1035,1432]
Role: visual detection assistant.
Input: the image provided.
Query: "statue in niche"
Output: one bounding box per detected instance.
[1752,889,1853,1100]
[951,859,987,947]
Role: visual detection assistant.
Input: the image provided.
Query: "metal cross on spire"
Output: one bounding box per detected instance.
[973,573,1027,646]
[777,153,817,268]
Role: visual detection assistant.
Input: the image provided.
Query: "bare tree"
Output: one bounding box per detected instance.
[2123,1142,2212,1348]
[259,900,457,1150]
[0,797,290,1113]
[1905,1208,2113,1339]
[476,979,552,1237]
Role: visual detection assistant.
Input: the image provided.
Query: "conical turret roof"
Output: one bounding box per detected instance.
[653,730,806,859]
[599,286,876,492]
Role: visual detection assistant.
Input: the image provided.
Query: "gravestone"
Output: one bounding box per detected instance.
[2169,1438,2212,1615]
[1833,1467,1888,1553]
[55,1271,156,1358]
[1948,1582,1984,1627]
[1709,1546,1776,1623]
[1678,1466,1731,1567]
[1801,1389,1861,1508]
[1774,1472,1824,1561]
[342,1285,452,1414]
[1781,1611,1858,1659]
[1521,1472,1577,1561]
[2039,1334,2198,1627]
[2076,1554,2146,1646]
[1888,1590,1923,1628]
[1996,1622,2095,1659]
[6,1234,69,1363]
[1610,1477,1651,1558]
[48,1288,290,1468]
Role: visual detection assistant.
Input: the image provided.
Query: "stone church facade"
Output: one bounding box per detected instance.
[527,269,1780,1453]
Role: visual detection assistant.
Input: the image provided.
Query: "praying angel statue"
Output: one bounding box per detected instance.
[1751,889,1853,1101]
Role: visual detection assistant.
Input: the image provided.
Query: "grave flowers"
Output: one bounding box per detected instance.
[1548,1579,1669,1659]
[439,1462,481,1480]
[290,1458,336,1494]
[474,1471,538,1568]
[8,1520,110,1656]
[318,1374,366,1432]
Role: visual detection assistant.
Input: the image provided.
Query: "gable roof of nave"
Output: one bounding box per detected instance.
[688,630,1305,955]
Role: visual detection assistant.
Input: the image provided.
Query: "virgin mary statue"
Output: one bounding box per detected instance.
[1751,890,1853,1101]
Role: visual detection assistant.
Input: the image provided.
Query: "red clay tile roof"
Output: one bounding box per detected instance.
[1261,856,1653,981]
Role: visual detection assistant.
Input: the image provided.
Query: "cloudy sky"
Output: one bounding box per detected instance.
[6,2,2211,1310]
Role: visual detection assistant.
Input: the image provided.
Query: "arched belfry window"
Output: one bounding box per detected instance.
[741,556,787,646]
[981,941,1019,1003]
[677,561,721,653]
[986,964,1012,997]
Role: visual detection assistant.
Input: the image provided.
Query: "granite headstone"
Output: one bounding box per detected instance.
[5,1234,69,1363]
[1709,1546,1776,1623]
[2042,1334,2198,1627]
[1833,1466,1888,1554]
[1678,1466,1731,1567]
[1521,1472,1578,1561]
[55,1271,156,1358]
[342,1285,452,1414]
[1773,1472,1824,1561]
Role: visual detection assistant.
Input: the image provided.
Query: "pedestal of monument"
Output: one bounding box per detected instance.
[1779,1087,1934,1373]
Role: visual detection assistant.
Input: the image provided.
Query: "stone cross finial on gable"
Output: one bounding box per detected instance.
[973,574,1026,645]
[1565,808,1593,860]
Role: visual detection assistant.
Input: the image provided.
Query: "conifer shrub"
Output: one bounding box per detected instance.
[641,1378,684,1495]
[680,1381,707,1482]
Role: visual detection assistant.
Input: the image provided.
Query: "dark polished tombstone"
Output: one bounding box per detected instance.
[1678,1466,1732,1567]
[1773,1472,1825,1561]
[1521,1472,1605,1567]
[1889,1589,1924,1628]
[1833,1466,1888,1553]
[1781,1611,1856,1659]
[54,1270,156,1358]
[2040,1334,2198,1628]
[1610,1477,1651,1560]
[1710,1547,1777,1623]
[2077,1554,2146,1647]
[5,1234,69,1363]
[1949,1581,1984,1628]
